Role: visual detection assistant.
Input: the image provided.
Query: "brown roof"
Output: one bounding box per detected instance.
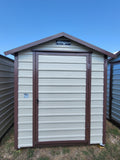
[4,32,115,58]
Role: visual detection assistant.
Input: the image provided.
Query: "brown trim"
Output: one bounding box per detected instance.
[32,49,93,53]
[33,52,39,147]
[4,32,115,58]
[85,54,91,144]
[109,63,113,120]
[36,140,88,147]
[14,53,18,149]
[34,52,91,147]
[33,52,36,147]
[35,52,39,145]
[103,55,107,144]
[35,52,90,56]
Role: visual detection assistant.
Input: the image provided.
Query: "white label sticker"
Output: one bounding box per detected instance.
[24,93,29,98]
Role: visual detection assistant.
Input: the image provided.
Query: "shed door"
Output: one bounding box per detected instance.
[35,52,90,146]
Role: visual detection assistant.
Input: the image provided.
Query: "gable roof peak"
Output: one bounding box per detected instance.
[4,32,115,58]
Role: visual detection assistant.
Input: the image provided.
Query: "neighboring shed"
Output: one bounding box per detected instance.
[0,55,14,140]
[4,32,115,149]
[107,51,120,126]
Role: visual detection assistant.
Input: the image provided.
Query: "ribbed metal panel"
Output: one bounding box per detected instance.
[111,63,120,124]
[108,54,120,126]
[107,63,110,119]
[38,55,86,142]
[0,55,14,140]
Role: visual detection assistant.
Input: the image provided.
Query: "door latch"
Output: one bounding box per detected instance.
[36,99,39,104]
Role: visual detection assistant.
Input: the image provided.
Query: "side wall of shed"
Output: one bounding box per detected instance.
[0,56,14,140]
[17,40,104,148]
[111,62,120,124]
[107,57,120,125]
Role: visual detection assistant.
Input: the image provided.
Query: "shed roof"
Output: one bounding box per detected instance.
[0,54,14,62]
[4,32,115,58]
[108,51,120,61]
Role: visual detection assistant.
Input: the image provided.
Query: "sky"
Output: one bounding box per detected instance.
[0,0,120,59]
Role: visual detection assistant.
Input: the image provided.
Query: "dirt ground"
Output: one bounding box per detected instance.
[0,120,120,160]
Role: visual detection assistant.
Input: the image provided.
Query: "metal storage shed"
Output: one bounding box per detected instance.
[4,32,115,149]
[107,51,120,126]
[0,55,14,140]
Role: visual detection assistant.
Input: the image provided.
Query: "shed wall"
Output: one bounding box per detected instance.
[111,63,120,123]
[17,39,104,148]
[107,56,120,125]
[0,56,14,140]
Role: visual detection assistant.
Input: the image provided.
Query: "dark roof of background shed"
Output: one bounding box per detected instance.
[4,32,116,58]
[108,51,120,61]
[0,54,14,62]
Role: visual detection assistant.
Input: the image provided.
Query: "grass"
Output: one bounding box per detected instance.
[108,128,120,136]
[0,120,120,160]
[37,156,50,160]
[51,149,61,156]
[62,147,70,154]
[27,149,34,159]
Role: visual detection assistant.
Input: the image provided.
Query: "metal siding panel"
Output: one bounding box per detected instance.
[0,56,14,140]
[111,62,120,124]
[33,39,89,52]
[38,55,86,142]
[90,52,104,144]
[38,78,86,85]
[38,70,86,78]
[18,50,33,147]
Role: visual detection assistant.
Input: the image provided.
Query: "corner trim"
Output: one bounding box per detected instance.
[103,56,107,144]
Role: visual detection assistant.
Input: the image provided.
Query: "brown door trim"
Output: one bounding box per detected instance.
[33,52,91,147]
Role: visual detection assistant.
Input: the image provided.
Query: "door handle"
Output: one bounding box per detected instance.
[36,99,39,104]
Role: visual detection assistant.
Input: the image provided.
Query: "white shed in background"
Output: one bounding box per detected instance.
[4,32,115,149]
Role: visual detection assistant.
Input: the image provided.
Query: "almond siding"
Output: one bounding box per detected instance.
[18,50,33,148]
[90,53,104,144]
[38,55,86,142]
[17,39,104,148]
[0,55,14,140]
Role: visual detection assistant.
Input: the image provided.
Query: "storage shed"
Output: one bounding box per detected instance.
[4,32,115,149]
[107,51,120,126]
[0,55,14,140]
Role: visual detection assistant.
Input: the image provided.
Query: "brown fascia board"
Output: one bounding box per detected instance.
[4,32,115,58]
